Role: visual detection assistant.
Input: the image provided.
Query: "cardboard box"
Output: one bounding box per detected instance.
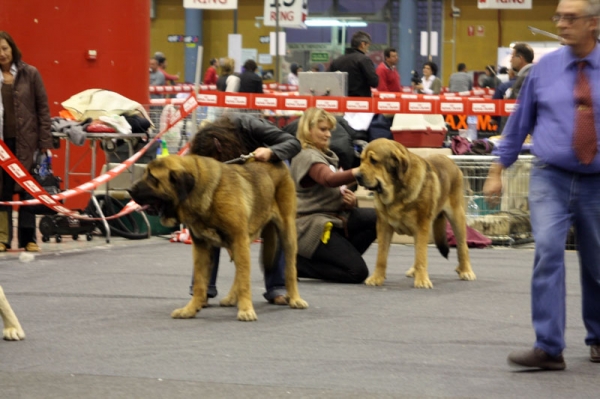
[298,72,348,97]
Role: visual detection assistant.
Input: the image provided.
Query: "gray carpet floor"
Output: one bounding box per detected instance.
[1,238,598,398]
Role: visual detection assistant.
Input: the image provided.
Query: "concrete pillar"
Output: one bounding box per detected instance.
[185,8,203,84]
[399,0,418,86]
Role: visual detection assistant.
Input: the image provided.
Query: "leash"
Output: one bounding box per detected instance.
[224,153,255,164]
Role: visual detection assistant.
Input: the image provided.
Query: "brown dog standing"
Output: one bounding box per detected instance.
[355,139,476,288]
[129,155,308,321]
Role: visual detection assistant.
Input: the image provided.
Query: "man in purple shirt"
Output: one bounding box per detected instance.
[484,0,600,370]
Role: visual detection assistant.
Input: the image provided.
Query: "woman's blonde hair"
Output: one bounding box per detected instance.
[220,58,235,75]
[296,107,337,150]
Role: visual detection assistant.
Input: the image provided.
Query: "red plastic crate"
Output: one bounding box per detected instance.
[391,128,446,148]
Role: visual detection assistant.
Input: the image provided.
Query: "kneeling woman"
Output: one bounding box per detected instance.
[291,108,377,284]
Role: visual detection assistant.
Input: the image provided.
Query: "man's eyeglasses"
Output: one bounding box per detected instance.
[551,14,590,24]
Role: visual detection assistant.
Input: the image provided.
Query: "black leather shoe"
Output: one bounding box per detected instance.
[591,345,600,363]
[508,348,566,370]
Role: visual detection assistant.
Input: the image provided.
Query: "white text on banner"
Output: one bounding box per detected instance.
[184,0,238,10]
[478,0,532,9]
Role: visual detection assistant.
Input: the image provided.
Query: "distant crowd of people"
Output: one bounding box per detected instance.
[149,32,521,100]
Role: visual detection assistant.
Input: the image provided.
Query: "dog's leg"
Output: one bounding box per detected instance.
[446,204,476,281]
[219,265,240,308]
[279,220,308,310]
[411,225,433,288]
[228,235,257,321]
[0,286,25,341]
[171,243,212,319]
[365,219,394,286]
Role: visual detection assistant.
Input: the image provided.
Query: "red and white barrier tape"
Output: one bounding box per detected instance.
[148,91,516,116]
[0,93,200,221]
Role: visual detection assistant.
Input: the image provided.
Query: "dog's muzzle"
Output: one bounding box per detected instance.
[355,173,383,194]
[355,172,365,186]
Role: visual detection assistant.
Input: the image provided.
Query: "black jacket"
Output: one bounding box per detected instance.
[232,114,300,161]
[329,48,378,97]
[238,71,263,93]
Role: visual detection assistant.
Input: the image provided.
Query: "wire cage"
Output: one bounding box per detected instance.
[451,155,534,246]
[145,103,203,155]
[145,103,265,156]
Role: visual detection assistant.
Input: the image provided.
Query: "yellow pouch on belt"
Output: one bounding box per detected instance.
[321,222,333,244]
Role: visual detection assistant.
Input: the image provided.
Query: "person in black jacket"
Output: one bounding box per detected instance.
[189,113,301,305]
[329,31,379,97]
[238,59,263,93]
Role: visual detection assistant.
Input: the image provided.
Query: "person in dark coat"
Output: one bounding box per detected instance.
[238,59,263,93]
[0,31,53,252]
[329,31,379,97]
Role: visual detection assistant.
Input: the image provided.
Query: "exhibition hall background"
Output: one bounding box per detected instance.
[153,0,558,86]
[1,0,559,209]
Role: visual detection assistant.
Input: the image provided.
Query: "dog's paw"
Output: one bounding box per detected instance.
[171,306,198,319]
[288,297,309,309]
[413,277,433,289]
[237,308,257,321]
[3,327,25,341]
[456,268,477,281]
[219,295,237,307]
[365,275,385,286]
[405,267,415,278]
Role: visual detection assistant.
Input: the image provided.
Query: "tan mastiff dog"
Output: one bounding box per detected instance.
[355,139,476,288]
[1,285,25,341]
[129,155,308,321]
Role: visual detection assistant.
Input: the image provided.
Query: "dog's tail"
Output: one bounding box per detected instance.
[260,222,280,273]
[433,213,449,259]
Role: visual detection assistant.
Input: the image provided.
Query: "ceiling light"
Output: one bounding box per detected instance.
[304,18,367,27]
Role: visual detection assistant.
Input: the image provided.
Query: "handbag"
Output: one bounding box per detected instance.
[22,151,62,215]
[451,135,472,155]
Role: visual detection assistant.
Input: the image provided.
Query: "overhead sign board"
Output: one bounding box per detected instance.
[477,0,532,10]
[184,0,238,10]
[263,0,308,28]
[310,52,329,63]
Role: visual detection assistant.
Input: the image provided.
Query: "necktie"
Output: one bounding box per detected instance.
[573,61,597,165]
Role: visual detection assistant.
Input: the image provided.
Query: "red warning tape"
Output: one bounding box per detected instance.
[0,93,200,221]
[149,91,516,116]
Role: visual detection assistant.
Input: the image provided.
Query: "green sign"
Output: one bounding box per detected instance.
[310,52,330,63]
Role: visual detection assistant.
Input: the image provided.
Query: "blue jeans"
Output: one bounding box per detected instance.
[529,160,600,356]
[192,246,287,302]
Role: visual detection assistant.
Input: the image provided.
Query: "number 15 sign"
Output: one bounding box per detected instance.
[263,0,308,28]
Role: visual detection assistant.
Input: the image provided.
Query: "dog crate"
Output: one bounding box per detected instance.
[451,155,534,246]
[391,114,447,148]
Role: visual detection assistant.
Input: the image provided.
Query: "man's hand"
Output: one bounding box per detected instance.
[253,147,273,162]
[483,163,504,207]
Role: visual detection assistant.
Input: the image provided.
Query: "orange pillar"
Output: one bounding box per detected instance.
[1,0,150,208]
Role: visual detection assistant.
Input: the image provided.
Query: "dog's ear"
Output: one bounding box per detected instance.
[169,170,195,203]
[388,148,408,180]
